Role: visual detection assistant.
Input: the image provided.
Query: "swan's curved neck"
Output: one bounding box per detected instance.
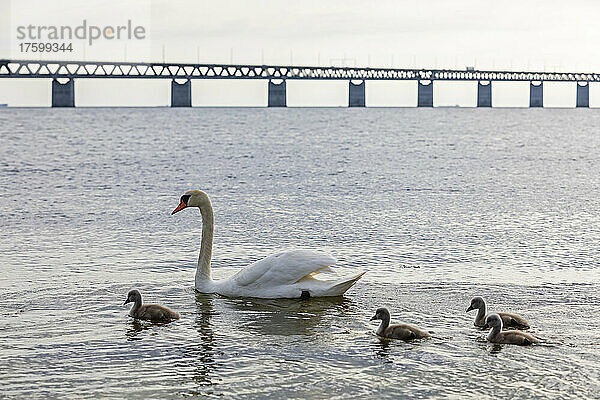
[130,297,142,314]
[197,203,214,282]
[377,314,390,335]
[487,324,501,341]
[476,303,487,324]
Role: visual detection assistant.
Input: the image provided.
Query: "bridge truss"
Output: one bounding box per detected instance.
[1,59,599,82]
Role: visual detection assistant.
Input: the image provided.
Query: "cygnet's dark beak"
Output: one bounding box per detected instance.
[466,305,474,312]
[124,299,131,305]
[370,315,378,321]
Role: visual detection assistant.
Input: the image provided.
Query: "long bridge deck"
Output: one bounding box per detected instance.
[1,59,599,82]
[0,59,596,107]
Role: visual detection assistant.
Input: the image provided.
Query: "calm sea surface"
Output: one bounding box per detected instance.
[1,108,599,399]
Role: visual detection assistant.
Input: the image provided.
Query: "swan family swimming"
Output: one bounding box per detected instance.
[123,189,542,346]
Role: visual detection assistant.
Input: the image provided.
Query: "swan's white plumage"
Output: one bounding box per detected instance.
[175,190,365,299]
[204,250,363,299]
[231,250,335,287]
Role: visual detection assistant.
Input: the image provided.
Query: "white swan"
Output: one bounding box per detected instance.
[171,190,365,299]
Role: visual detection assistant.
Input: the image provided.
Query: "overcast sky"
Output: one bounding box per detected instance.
[150,0,600,71]
[1,0,600,106]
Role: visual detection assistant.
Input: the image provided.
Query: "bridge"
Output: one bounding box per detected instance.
[1,59,598,107]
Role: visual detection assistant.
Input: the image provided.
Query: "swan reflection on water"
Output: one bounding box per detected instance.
[370,331,434,363]
[220,295,354,336]
[126,319,166,341]
[489,343,504,354]
[373,337,395,363]
[176,293,220,392]
[124,292,356,395]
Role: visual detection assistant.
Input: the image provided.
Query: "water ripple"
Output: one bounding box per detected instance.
[1,108,599,398]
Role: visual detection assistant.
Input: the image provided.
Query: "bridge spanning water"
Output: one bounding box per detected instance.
[1,59,597,107]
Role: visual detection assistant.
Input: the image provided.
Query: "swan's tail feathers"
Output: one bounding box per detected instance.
[327,271,366,296]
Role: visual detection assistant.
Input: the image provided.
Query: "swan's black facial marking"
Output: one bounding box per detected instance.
[300,290,310,300]
[172,194,191,215]
[180,194,191,206]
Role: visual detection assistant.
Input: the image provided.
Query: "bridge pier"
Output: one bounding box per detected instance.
[576,82,589,108]
[529,82,543,108]
[51,78,74,107]
[171,79,191,107]
[418,81,433,107]
[268,80,286,107]
[348,80,365,107]
[477,81,492,107]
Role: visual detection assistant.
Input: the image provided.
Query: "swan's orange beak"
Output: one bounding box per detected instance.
[171,201,187,215]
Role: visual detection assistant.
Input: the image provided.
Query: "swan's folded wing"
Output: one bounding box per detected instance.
[230,249,336,287]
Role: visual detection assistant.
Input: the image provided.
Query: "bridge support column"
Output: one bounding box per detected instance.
[418,81,433,107]
[52,78,74,107]
[529,82,543,108]
[171,79,191,107]
[268,80,286,107]
[348,80,365,107]
[477,81,492,107]
[576,82,589,108]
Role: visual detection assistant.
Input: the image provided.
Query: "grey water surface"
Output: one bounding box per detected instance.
[1,108,599,399]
